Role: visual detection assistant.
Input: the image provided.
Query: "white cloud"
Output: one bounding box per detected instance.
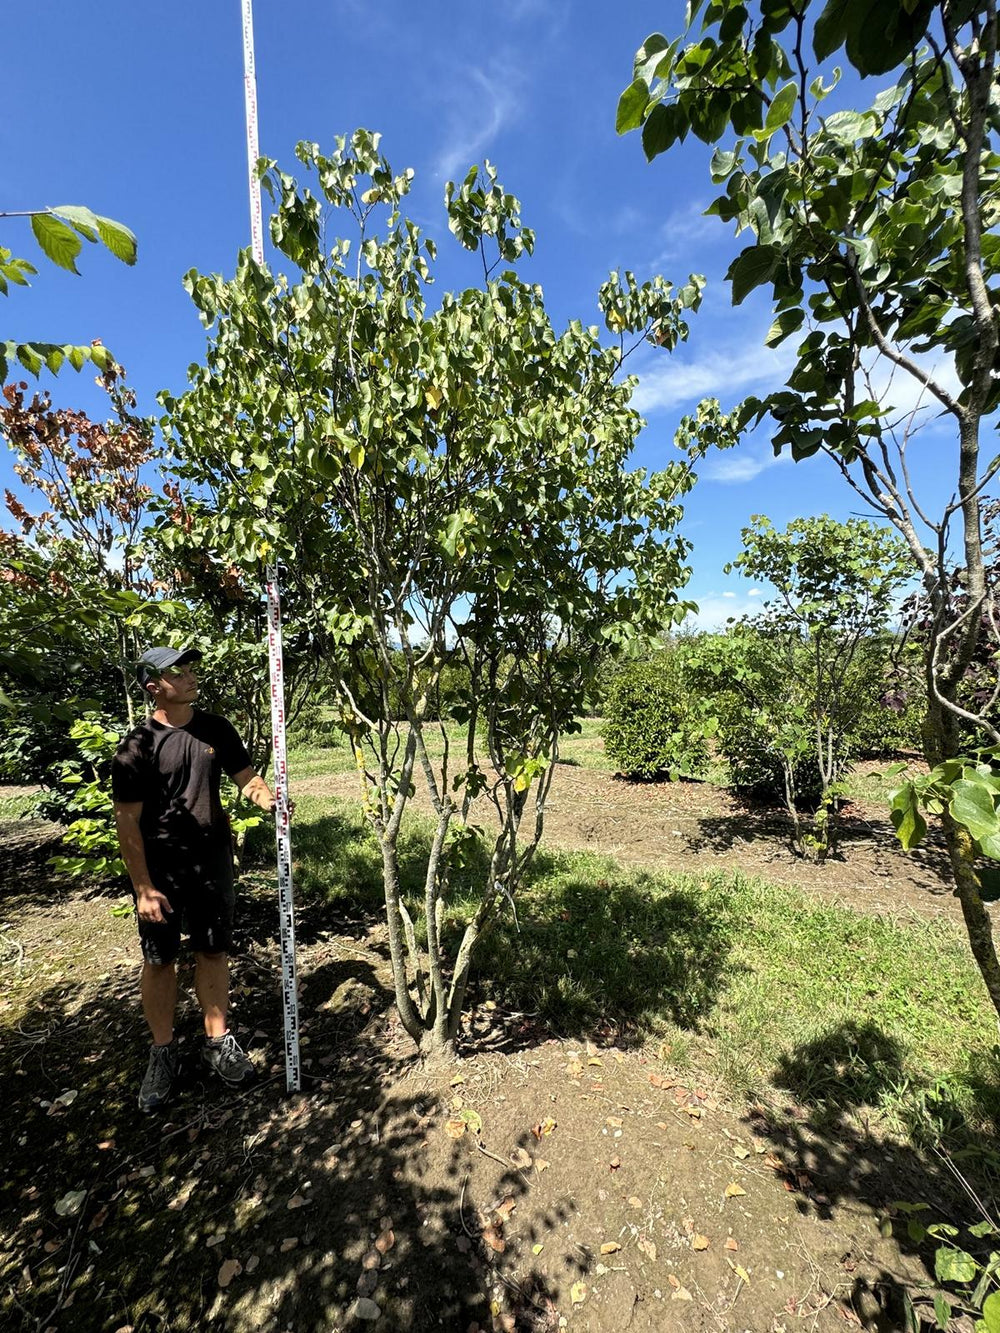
[865,355,963,427]
[431,61,521,181]
[748,587,762,597]
[646,200,720,269]
[632,343,795,416]
[681,593,764,632]
[702,447,790,484]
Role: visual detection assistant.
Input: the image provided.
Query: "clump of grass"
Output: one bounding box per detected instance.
[0,791,37,819]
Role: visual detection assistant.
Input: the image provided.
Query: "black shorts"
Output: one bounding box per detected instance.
[135,849,236,965]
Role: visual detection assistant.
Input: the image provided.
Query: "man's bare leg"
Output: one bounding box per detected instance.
[194,951,229,1038]
[141,961,177,1046]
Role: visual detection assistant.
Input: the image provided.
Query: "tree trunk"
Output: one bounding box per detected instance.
[942,814,1000,1021]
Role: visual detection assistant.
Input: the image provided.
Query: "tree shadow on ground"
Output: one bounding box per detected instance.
[690,807,955,882]
[464,855,741,1053]
[742,1019,1000,1329]
[0,912,582,1333]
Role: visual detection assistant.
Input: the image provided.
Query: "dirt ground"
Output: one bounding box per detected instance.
[0,767,990,1333]
[298,759,958,924]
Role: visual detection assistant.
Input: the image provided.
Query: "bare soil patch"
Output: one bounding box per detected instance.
[0,881,978,1333]
[296,761,959,923]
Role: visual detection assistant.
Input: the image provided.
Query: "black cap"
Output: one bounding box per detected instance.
[136,646,203,687]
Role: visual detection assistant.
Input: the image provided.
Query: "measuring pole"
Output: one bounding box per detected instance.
[240,0,301,1093]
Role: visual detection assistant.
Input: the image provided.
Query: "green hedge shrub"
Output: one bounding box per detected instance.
[602,655,710,779]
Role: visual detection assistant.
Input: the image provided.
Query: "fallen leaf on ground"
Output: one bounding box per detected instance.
[685,1106,702,1119]
[638,1236,657,1260]
[88,1206,109,1231]
[566,1060,583,1077]
[606,1116,623,1128]
[692,1234,710,1251]
[534,1158,550,1175]
[531,1116,557,1139]
[727,1257,752,1285]
[287,1195,305,1209]
[588,1057,603,1067]
[724,1237,739,1251]
[54,1190,86,1218]
[628,1196,642,1209]
[459,1108,482,1134]
[482,1224,505,1254]
[510,1147,532,1169]
[495,1197,516,1221]
[600,1241,621,1255]
[732,1144,750,1159]
[206,1234,226,1248]
[245,1255,260,1273]
[648,1072,673,1089]
[218,1259,242,1288]
[570,1281,587,1305]
[450,1074,465,1086]
[361,1249,381,1270]
[532,1243,543,1255]
[444,1120,466,1139]
[724,1183,746,1198]
[609,1155,622,1171]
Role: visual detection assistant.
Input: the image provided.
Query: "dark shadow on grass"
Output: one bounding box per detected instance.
[464,853,740,1052]
[741,1020,1000,1329]
[0,889,583,1333]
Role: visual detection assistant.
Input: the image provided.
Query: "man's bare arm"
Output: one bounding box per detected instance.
[113,801,172,924]
[232,767,282,814]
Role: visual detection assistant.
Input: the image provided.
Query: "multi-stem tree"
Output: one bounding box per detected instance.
[160,131,705,1057]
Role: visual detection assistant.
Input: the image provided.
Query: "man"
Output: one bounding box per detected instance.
[112,645,283,1112]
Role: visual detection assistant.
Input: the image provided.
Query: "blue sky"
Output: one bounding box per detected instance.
[3,1,962,625]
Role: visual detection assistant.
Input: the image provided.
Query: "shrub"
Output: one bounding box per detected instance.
[602,655,711,778]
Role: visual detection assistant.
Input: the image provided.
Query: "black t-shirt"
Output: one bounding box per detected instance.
[111,712,253,863]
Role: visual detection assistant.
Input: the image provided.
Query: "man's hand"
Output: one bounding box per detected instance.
[234,767,294,819]
[136,887,173,924]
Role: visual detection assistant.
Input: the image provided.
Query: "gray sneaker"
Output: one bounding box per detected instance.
[138,1040,179,1113]
[201,1032,255,1086]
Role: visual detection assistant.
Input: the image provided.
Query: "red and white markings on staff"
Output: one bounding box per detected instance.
[242,0,301,1093]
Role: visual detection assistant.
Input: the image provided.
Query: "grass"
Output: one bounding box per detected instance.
[271,785,1000,1138]
[0,790,38,819]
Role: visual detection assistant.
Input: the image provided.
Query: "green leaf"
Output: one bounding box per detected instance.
[617,78,649,134]
[764,81,797,135]
[813,0,850,59]
[934,1245,977,1285]
[889,786,927,849]
[50,204,100,241]
[982,1291,1000,1333]
[30,212,82,273]
[727,244,780,305]
[642,102,688,161]
[765,309,805,347]
[16,342,44,376]
[95,215,138,265]
[933,1294,950,1330]
[950,777,1000,842]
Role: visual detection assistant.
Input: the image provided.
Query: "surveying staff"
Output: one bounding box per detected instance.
[112,646,285,1112]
